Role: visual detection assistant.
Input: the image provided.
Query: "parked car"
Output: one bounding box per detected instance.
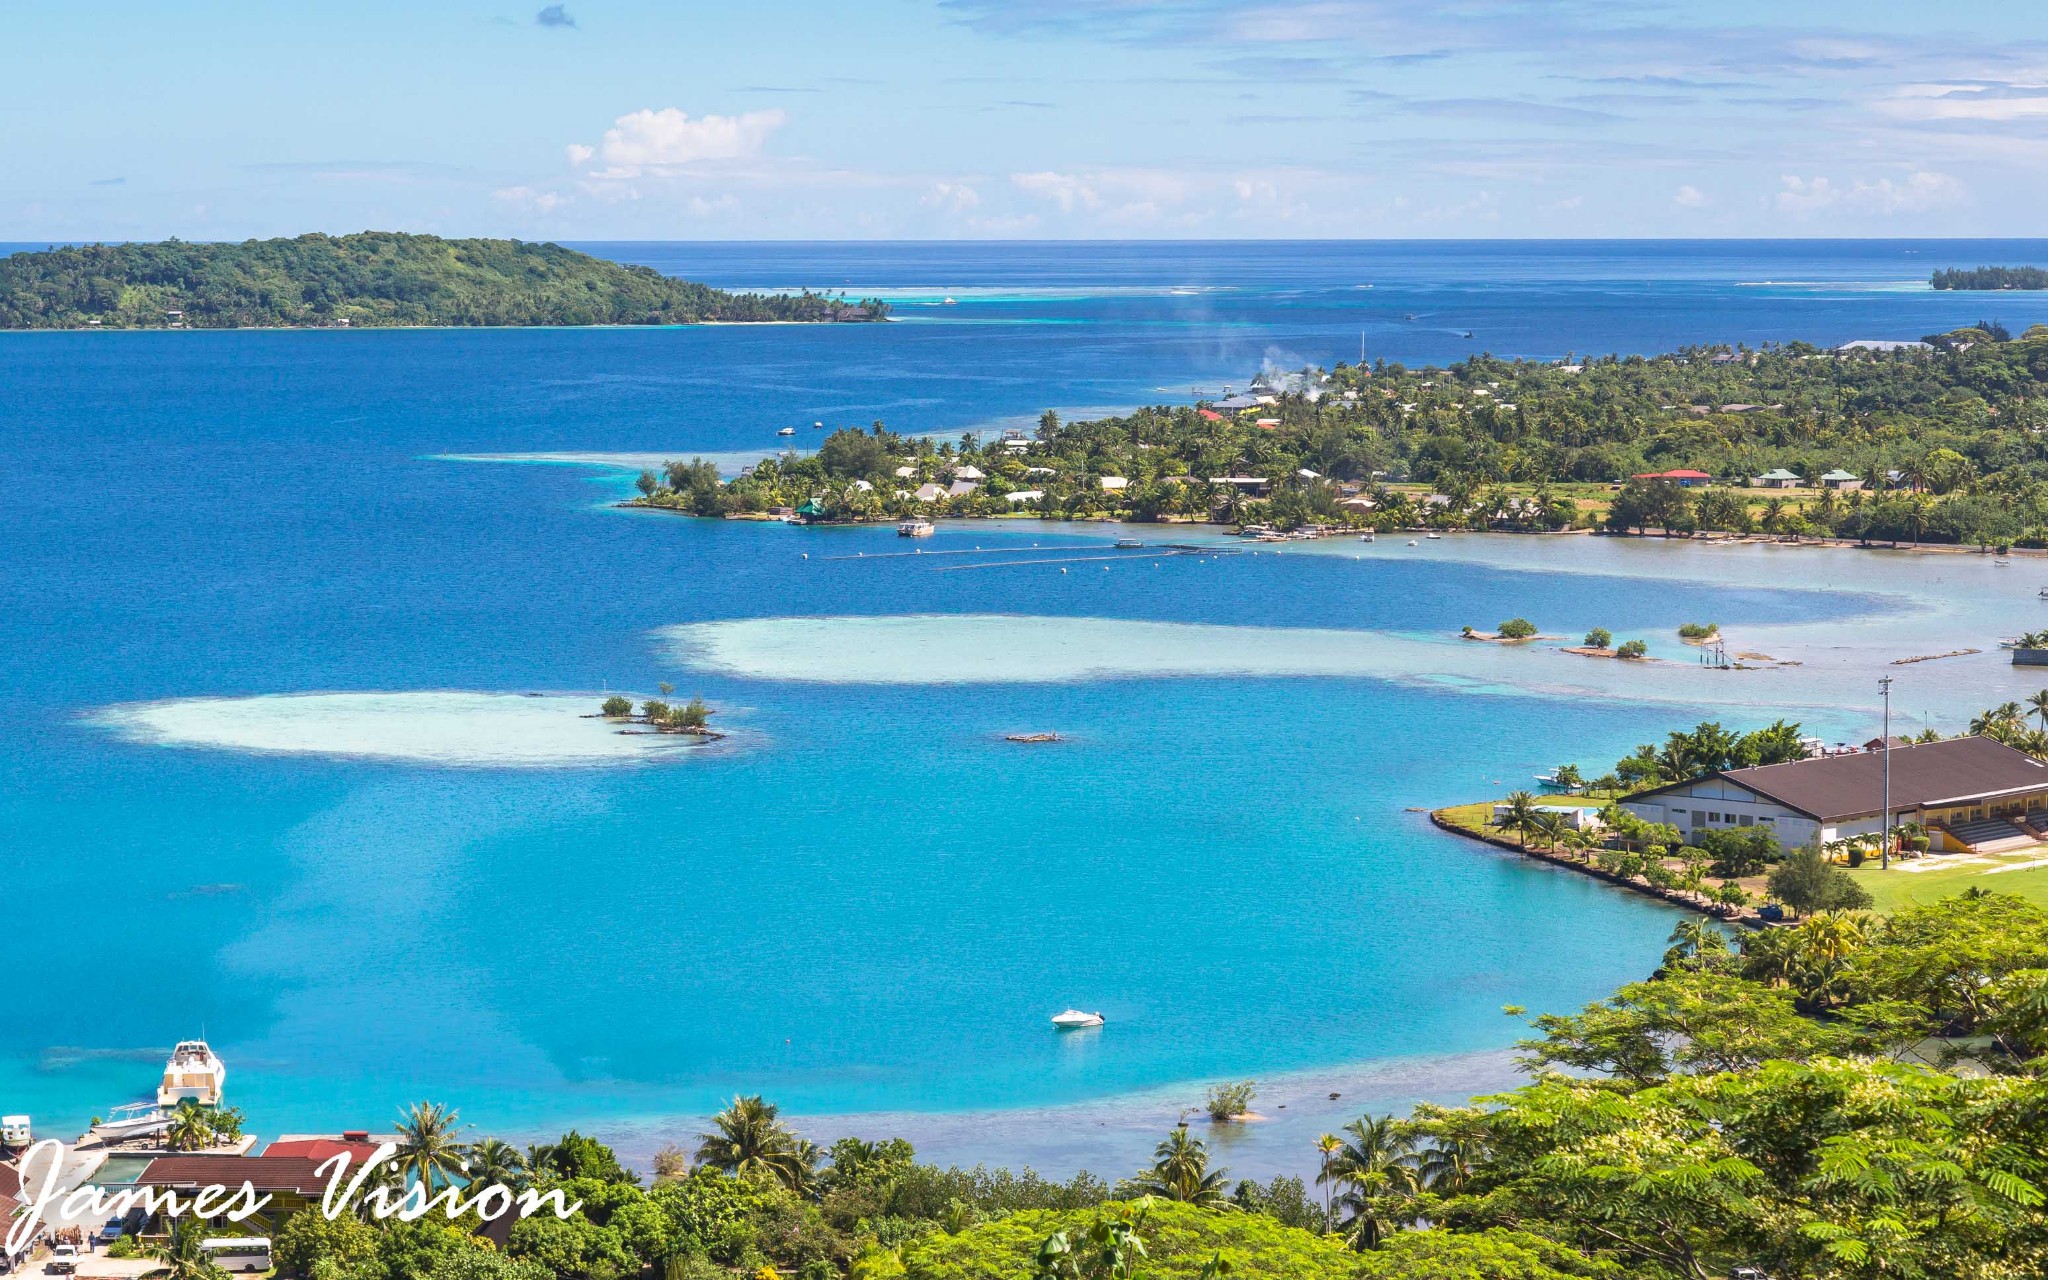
[45,1245,79,1275]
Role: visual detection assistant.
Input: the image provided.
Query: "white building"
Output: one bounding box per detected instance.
[1621,736,2048,852]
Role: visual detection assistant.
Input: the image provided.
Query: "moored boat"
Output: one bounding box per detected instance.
[157,1040,227,1109]
[92,1101,169,1141]
[898,518,935,538]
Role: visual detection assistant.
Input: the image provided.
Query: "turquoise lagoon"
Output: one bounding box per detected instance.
[6,241,2048,1177]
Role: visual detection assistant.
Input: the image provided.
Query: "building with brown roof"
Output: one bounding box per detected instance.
[1620,735,2048,852]
[134,1155,336,1233]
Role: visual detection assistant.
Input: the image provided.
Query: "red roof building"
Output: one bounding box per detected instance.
[1196,409,1223,422]
[1631,469,1713,487]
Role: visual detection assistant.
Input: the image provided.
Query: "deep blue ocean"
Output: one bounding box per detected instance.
[3,241,2044,1164]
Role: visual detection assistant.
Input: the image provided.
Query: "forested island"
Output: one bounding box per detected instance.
[0,233,888,328]
[1932,266,2048,290]
[632,321,2048,549]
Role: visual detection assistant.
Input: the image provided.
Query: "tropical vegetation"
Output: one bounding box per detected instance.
[0,234,887,328]
[629,325,2048,545]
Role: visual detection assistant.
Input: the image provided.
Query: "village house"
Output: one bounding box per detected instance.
[1620,736,2048,854]
[1632,469,1714,488]
[1753,468,1802,488]
[1820,469,1863,491]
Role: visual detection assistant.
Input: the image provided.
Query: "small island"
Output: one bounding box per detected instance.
[1931,266,2048,291]
[0,233,888,329]
[599,693,723,740]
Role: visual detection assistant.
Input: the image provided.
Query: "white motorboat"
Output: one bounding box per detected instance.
[1051,1009,1105,1029]
[92,1101,169,1141]
[157,1040,227,1109]
[1425,532,1443,540]
[898,518,935,538]
[1406,539,1418,547]
[1358,532,1374,542]
[778,427,796,437]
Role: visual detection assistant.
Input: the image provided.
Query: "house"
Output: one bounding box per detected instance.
[1211,476,1270,495]
[1838,339,1932,353]
[1619,735,2048,853]
[1631,469,1713,488]
[1004,489,1044,504]
[914,483,949,502]
[1297,468,1321,480]
[893,465,918,478]
[1338,496,1377,512]
[951,465,986,482]
[1254,418,1281,430]
[135,1155,337,1232]
[1025,466,1058,477]
[1212,394,1263,411]
[1754,468,1802,488]
[1099,476,1128,491]
[1197,409,1223,422]
[263,1131,395,1165]
[0,1156,32,1268]
[946,480,980,498]
[851,479,874,492]
[1819,469,1863,491]
[1494,802,1603,832]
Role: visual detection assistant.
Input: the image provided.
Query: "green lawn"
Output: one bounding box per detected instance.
[1849,854,2048,912]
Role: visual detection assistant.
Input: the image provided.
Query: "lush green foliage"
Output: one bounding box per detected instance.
[1933,266,2048,290]
[1767,848,1874,916]
[900,1199,1362,1279]
[0,234,886,328]
[1496,618,1537,639]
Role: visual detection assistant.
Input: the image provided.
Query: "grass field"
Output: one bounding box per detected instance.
[1849,853,2048,912]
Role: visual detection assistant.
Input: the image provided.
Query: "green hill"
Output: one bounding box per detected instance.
[0,232,887,328]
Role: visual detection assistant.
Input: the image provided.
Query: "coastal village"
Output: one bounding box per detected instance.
[625,323,2048,556]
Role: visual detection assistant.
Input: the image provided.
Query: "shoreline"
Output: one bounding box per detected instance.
[1428,806,1768,927]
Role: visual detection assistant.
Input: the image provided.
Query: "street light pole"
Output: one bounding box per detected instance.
[1880,675,1894,870]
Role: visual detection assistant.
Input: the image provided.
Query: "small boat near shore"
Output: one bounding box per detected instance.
[92,1101,169,1141]
[1114,538,1143,549]
[777,427,796,437]
[1051,1009,1104,1029]
[898,518,934,537]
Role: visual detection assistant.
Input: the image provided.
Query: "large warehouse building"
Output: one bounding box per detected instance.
[1620,735,2048,853]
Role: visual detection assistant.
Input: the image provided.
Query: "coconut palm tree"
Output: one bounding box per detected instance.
[394,1101,469,1193]
[163,1101,215,1153]
[148,1217,227,1280]
[1526,810,1568,853]
[1494,791,1539,848]
[696,1095,810,1191]
[1314,1134,1342,1231]
[2027,689,2048,732]
[1324,1115,1420,1250]
[1133,1127,1230,1207]
[463,1136,528,1190]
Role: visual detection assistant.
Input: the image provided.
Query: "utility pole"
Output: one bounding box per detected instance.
[1880,675,1894,869]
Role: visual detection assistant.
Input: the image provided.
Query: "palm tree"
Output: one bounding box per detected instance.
[463,1136,528,1190]
[2027,689,2048,732]
[148,1217,226,1280]
[1322,1115,1419,1250]
[1414,1133,1478,1198]
[696,1095,810,1191]
[394,1101,469,1193]
[163,1101,214,1153]
[1314,1134,1342,1231]
[1494,791,1539,848]
[1526,810,1568,853]
[1662,917,1728,971]
[1133,1126,1230,1206]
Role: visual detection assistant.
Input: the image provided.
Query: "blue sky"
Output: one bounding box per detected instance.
[5,0,2047,239]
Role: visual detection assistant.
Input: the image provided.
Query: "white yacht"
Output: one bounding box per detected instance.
[157,1041,227,1109]
[1050,1009,1105,1029]
[92,1101,170,1141]
[777,426,796,437]
[898,518,934,538]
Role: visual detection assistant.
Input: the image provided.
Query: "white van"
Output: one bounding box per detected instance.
[199,1238,271,1274]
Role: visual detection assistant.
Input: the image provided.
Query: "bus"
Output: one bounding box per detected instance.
[200,1238,272,1273]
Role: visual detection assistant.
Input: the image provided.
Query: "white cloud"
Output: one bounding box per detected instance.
[1011,170,1101,212]
[1880,82,2048,123]
[921,181,981,212]
[1673,184,1705,207]
[1773,171,1963,216]
[493,185,570,213]
[570,108,788,177]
